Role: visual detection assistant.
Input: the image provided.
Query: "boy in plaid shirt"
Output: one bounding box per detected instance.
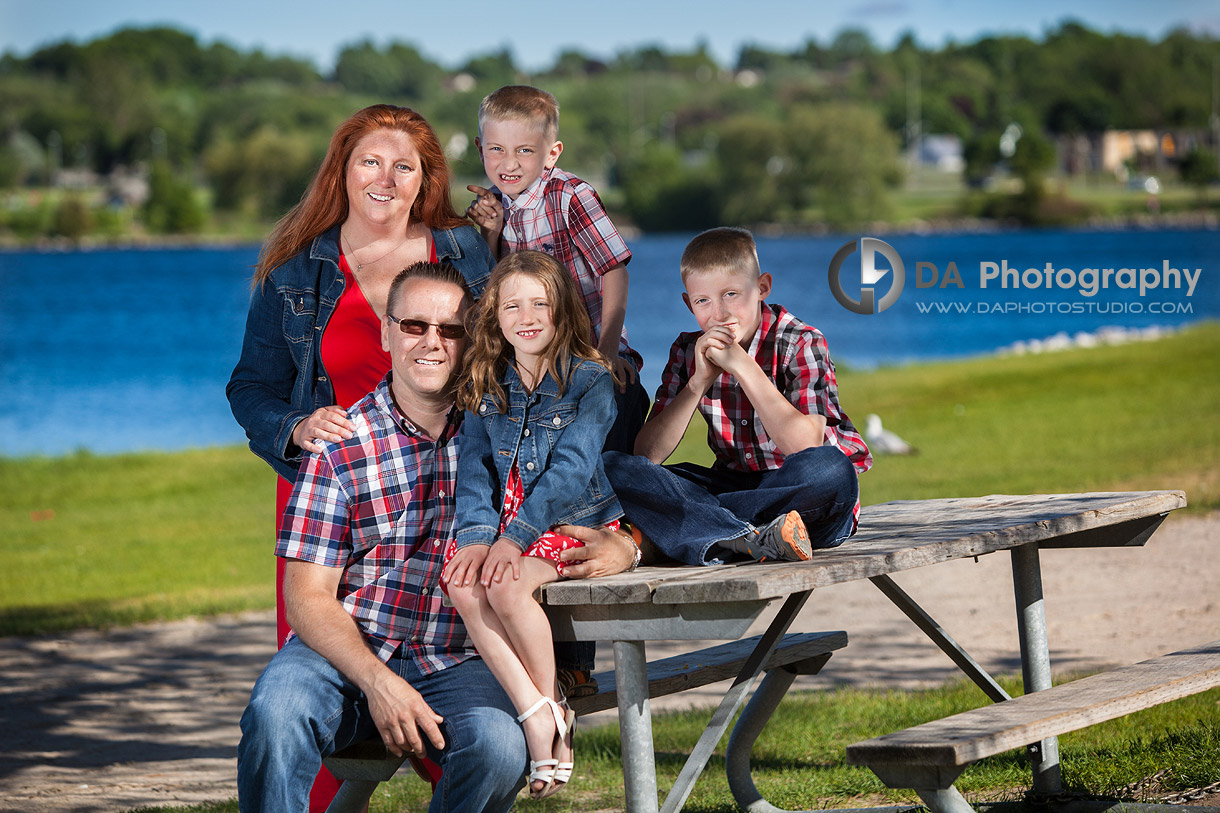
[466,85,647,454]
[605,227,872,566]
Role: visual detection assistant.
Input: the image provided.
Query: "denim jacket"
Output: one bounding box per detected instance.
[454,358,623,551]
[226,223,494,480]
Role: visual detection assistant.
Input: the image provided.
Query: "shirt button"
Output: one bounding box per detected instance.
[526,461,535,471]
[552,416,562,426]
[421,588,429,595]
[438,490,446,498]
[741,419,748,426]
[479,404,487,414]
[432,540,439,547]
[523,428,530,437]
[745,452,753,459]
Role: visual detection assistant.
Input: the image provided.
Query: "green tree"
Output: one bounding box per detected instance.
[620,143,718,231]
[144,161,206,233]
[50,195,93,240]
[1179,148,1219,198]
[714,115,786,224]
[786,103,904,229]
[333,41,440,101]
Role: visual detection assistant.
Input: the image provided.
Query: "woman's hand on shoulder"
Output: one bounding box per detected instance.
[442,544,488,589]
[292,406,356,454]
[482,537,525,585]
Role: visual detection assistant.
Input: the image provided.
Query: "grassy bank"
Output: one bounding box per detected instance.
[3,323,1217,637]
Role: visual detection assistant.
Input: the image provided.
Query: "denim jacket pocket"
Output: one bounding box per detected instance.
[280,285,319,346]
[533,402,578,434]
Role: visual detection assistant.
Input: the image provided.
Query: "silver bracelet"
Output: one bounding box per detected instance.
[624,532,642,572]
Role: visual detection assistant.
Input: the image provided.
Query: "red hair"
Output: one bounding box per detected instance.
[255,105,466,286]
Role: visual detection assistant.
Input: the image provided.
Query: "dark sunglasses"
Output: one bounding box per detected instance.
[386,314,466,340]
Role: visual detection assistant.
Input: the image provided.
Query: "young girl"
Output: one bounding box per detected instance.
[443,250,624,799]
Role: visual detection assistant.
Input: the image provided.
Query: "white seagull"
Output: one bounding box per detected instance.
[864,414,915,455]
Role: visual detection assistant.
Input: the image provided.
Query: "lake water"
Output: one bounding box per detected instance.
[2,226,1217,457]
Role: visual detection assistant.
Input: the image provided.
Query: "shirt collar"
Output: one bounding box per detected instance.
[745,303,777,360]
[504,358,562,399]
[502,167,553,213]
[375,374,462,443]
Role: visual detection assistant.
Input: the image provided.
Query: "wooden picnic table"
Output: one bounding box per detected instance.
[540,490,1187,813]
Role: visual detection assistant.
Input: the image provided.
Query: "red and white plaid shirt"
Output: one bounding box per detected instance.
[277,375,474,673]
[653,303,873,476]
[494,166,640,369]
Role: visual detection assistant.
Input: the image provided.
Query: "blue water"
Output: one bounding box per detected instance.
[2,226,1217,457]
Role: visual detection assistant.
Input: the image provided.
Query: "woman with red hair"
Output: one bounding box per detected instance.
[227,104,492,810]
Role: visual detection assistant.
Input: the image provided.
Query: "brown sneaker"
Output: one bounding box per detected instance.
[755,511,812,561]
[557,668,599,699]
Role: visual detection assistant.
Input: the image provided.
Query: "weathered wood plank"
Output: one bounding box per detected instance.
[542,491,1185,607]
[567,630,848,716]
[846,639,1220,769]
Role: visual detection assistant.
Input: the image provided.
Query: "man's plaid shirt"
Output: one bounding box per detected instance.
[276,375,474,673]
[653,303,873,476]
[494,166,641,369]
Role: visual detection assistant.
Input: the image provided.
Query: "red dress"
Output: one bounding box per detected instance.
[274,253,395,643]
[274,248,436,811]
[443,459,620,579]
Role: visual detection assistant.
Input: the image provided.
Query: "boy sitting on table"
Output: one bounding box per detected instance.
[604,227,873,566]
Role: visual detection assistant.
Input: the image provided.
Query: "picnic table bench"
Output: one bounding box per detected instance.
[846,639,1220,813]
[326,489,1188,813]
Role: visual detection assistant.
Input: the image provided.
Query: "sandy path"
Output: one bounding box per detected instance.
[1,512,1216,812]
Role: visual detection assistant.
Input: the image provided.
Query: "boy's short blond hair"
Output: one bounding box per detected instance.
[680,227,762,283]
[478,85,560,143]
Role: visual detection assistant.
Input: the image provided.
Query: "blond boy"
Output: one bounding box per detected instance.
[605,227,872,566]
[466,86,646,452]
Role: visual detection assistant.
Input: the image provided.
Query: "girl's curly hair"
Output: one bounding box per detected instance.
[456,251,615,413]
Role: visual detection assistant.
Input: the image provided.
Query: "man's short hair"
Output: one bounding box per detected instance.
[680,227,761,283]
[478,85,560,143]
[387,261,473,316]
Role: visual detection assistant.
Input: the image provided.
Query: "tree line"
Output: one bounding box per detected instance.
[0,22,1216,238]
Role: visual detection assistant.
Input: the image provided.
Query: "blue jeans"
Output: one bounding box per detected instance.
[604,445,859,566]
[237,638,526,813]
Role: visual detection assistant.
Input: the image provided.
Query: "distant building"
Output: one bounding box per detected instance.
[1057,129,1214,179]
[911,134,964,173]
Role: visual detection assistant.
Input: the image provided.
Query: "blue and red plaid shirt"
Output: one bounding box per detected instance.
[277,375,474,673]
[652,303,872,523]
[494,166,641,370]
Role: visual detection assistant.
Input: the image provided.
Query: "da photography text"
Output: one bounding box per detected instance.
[827,236,1203,315]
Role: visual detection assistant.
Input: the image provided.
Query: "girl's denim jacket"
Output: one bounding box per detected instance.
[226,223,493,481]
[454,358,624,551]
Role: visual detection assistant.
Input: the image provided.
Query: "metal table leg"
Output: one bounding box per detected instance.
[615,639,659,813]
[1010,542,1062,793]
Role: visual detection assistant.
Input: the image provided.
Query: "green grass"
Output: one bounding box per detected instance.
[127,677,1220,812]
[4,323,1217,639]
[0,446,276,636]
[318,678,1220,813]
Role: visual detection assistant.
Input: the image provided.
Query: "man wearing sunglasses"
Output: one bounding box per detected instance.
[237,261,638,813]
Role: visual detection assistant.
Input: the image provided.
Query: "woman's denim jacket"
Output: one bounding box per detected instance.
[226,223,494,480]
[454,358,624,551]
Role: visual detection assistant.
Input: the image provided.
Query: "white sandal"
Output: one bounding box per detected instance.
[517,696,567,799]
[539,698,577,798]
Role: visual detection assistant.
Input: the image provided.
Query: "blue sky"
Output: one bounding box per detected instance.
[2,0,1217,72]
